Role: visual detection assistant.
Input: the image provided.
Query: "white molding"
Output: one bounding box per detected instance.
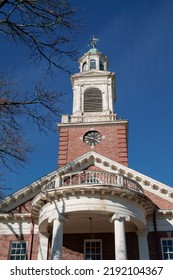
[0,151,173,213]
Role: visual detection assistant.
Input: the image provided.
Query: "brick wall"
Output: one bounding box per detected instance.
[0,233,38,260]
[148,231,173,259]
[58,123,128,168]
[63,232,139,260]
[63,233,115,260]
[144,190,173,209]
[1,231,170,260]
[11,200,32,214]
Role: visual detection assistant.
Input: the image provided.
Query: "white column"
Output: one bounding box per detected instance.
[37,233,49,260]
[111,213,130,260]
[51,217,64,260]
[137,230,149,260]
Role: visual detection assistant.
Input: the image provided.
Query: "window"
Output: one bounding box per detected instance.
[9,241,27,260]
[90,59,96,70]
[99,60,104,70]
[84,239,102,260]
[84,88,102,112]
[161,239,173,260]
[82,61,87,71]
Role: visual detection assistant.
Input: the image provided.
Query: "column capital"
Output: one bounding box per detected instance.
[110,212,130,223]
[48,214,68,224]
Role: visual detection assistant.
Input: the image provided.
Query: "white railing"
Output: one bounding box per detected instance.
[61,114,117,123]
[60,171,143,193]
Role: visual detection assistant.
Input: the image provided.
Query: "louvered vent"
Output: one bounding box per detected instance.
[84,88,102,112]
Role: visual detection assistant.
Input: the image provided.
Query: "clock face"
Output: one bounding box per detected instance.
[83,131,102,146]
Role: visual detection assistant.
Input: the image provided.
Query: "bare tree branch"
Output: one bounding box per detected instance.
[0,0,81,193]
[0,0,80,72]
[0,73,64,173]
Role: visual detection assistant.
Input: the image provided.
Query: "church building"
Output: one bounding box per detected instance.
[0,39,173,260]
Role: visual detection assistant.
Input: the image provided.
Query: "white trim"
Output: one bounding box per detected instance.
[161,238,173,260]
[1,151,173,213]
[9,240,27,260]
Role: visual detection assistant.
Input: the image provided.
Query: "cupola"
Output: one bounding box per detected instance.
[79,37,108,72]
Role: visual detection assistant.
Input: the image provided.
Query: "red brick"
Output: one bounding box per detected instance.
[58,123,128,167]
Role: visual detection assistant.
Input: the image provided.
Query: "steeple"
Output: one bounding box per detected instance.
[62,39,116,124]
[58,39,128,167]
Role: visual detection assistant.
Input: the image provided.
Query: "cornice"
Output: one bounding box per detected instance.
[0,213,31,221]
[0,151,173,214]
[57,151,173,203]
[57,119,128,128]
[31,184,155,218]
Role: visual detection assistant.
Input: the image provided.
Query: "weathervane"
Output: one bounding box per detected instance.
[90,36,99,49]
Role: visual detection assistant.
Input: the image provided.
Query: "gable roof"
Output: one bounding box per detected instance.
[0,151,173,213]
[57,151,173,200]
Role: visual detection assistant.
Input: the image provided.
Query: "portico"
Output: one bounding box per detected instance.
[33,167,153,260]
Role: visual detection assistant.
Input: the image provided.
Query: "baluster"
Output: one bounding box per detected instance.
[110,174,113,185]
[84,171,86,183]
[117,175,119,186]
[101,172,104,184]
[97,172,99,183]
[87,172,90,183]
[117,175,121,186]
[123,177,126,188]
[105,173,107,184]
[98,172,100,183]
[86,171,89,183]
[107,173,109,185]
[78,172,81,184]
[113,174,116,185]
[90,171,93,183]
[69,174,72,185]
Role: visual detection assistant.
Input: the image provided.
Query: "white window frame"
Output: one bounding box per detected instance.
[9,241,27,260]
[161,238,173,260]
[90,59,96,70]
[84,239,102,260]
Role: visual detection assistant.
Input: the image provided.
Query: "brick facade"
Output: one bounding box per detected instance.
[0,234,39,260]
[144,190,173,209]
[1,230,172,260]
[58,122,128,168]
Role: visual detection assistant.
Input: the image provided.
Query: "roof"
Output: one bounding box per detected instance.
[0,151,173,213]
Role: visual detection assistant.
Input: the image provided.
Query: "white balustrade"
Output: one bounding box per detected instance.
[59,171,143,194]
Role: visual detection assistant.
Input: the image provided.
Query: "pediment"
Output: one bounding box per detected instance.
[57,151,173,205]
[1,151,173,213]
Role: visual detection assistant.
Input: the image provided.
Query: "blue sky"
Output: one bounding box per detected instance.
[1,0,173,195]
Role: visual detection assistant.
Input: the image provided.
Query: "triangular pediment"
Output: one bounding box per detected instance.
[57,151,173,205]
[1,151,173,213]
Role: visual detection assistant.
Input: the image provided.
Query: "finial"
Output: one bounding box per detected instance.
[90,36,99,49]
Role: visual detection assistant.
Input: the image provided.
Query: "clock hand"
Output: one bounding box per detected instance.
[85,136,95,140]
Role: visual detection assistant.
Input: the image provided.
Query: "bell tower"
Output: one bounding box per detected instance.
[58,38,128,167]
[71,36,115,121]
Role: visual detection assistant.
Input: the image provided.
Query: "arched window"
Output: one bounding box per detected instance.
[84,88,102,112]
[99,60,104,70]
[90,59,96,70]
[82,61,87,71]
